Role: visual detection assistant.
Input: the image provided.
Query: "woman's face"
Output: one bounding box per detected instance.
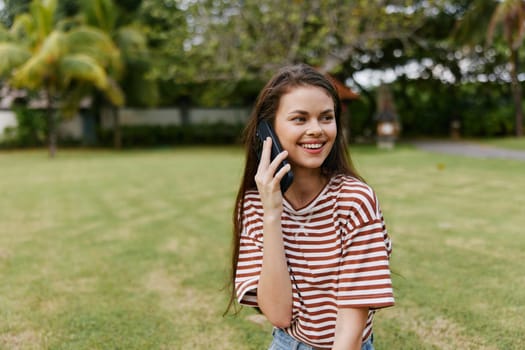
[273,85,337,173]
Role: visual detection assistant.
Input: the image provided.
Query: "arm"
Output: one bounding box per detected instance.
[255,138,293,328]
[257,213,293,327]
[332,307,369,350]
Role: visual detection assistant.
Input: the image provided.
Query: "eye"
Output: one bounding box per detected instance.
[321,115,335,122]
[291,116,306,123]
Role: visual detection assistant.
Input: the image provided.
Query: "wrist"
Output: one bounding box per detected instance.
[263,211,282,223]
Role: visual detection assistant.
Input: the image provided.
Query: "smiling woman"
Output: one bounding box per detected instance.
[225,64,394,350]
[274,85,337,179]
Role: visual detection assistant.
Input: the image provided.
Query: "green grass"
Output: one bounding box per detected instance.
[0,146,524,349]
[474,136,525,151]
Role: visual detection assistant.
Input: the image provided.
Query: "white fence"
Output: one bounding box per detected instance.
[0,110,17,140]
[0,107,251,141]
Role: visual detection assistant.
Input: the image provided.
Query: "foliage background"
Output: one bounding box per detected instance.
[1,0,524,146]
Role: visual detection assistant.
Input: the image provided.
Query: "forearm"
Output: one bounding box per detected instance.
[257,215,293,328]
[332,308,369,350]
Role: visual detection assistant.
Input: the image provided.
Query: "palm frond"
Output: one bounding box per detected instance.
[58,54,108,90]
[487,0,525,49]
[30,0,57,42]
[0,43,31,77]
[11,52,50,90]
[102,78,125,107]
[10,13,35,42]
[60,83,92,118]
[452,0,498,47]
[38,31,67,64]
[82,0,118,33]
[0,28,10,42]
[58,54,124,106]
[65,26,123,76]
[11,31,67,90]
[114,25,148,61]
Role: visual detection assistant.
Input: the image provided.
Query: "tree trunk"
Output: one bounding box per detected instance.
[350,75,377,136]
[46,90,57,158]
[47,111,57,158]
[345,102,352,144]
[113,105,121,149]
[510,48,523,137]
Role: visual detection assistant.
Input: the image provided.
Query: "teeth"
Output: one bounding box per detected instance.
[302,143,322,149]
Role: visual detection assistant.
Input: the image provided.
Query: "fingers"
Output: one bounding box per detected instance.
[268,149,289,178]
[255,137,271,185]
[256,137,271,174]
[273,162,291,185]
[255,137,290,193]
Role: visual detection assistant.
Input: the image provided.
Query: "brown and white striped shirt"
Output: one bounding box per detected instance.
[235,174,394,348]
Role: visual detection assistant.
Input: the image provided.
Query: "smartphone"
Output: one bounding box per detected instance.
[256,120,294,194]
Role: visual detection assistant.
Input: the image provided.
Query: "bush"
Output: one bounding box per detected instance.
[462,103,514,137]
[389,78,516,137]
[458,83,515,137]
[0,107,47,148]
[97,122,246,147]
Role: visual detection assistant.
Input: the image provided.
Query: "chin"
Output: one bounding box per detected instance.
[296,161,325,170]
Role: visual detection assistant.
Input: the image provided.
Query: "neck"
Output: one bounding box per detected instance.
[285,168,328,209]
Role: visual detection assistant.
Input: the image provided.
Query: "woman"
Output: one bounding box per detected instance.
[226,64,394,350]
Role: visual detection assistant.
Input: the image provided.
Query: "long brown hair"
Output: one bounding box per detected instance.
[224,63,362,315]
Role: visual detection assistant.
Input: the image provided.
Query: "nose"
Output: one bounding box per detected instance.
[305,120,323,136]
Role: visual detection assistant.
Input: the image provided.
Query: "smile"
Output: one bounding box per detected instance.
[301,143,324,149]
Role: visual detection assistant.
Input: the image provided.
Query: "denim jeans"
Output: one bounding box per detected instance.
[268,328,374,350]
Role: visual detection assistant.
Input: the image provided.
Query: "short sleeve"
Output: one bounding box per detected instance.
[235,234,263,306]
[337,189,394,309]
[234,191,264,307]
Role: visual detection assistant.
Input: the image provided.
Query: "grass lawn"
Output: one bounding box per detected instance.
[0,145,524,349]
[473,136,525,151]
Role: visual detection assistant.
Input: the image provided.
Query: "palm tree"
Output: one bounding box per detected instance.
[0,0,124,157]
[81,0,159,149]
[454,0,525,137]
[487,0,525,137]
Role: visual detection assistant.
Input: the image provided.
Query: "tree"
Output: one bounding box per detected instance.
[0,0,124,157]
[487,0,525,136]
[137,0,196,106]
[454,0,525,137]
[161,0,435,82]
[80,0,159,148]
[334,1,479,131]
[137,0,442,109]
[0,0,31,27]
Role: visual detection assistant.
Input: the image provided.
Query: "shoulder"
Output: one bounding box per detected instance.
[329,174,380,220]
[329,174,377,202]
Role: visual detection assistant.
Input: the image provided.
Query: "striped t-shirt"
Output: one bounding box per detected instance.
[235,174,394,348]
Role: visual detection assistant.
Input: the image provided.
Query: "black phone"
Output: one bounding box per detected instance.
[256,120,294,194]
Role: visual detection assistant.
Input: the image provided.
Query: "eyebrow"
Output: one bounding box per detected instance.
[287,108,334,115]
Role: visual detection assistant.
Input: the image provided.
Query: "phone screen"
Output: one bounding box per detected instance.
[256,120,294,194]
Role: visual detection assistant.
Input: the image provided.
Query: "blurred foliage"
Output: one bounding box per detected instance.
[1,105,47,147]
[0,0,125,155]
[0,0,31,27]
[337,0,524,138]
[80,0,159,108]
[0,0,524,145]
[387,77,515,137]
[452,0,525,136]
[97,122,245,147]
[136,0,438,107]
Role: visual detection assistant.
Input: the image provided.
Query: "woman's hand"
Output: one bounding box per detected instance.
[254,137,291,217]
[254,136,294,328]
